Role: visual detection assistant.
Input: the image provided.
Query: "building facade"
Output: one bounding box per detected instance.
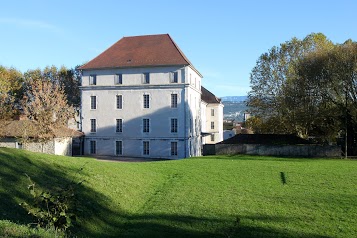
[201,87,224,144]
[79,34,203,159]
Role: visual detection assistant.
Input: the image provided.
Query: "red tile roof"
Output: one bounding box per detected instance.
[201,86,222,104]
[79,34,201,75]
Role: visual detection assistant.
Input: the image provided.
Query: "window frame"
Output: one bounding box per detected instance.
[143,118,150,133]
[211,108,215,117]
[143,73,150,84]
[171,94,178,108]
[210,134,215,142]
[89,75,97,85]
[90,119,96,133]
[170,72,178,83]
[143,94,150,109]
[90,140,96,154]
[171,118,178,133]
[211,121,215,130]
[116,119,123,133]
[116,95,123,109]
[143,141,150,155]
[90,96,96,110]
[171,141,178,156]
[114,74,122,85]
[115,140,123,155]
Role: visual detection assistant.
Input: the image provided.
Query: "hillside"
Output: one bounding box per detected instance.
[1,147,357,237]
[223,101,249,121]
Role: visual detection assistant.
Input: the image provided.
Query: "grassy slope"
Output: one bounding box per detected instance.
[0,147,357,238]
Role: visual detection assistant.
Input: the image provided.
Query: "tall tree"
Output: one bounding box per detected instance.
[247,33,334,136]
[24,66,81,106]
[295,40,357,151]
[0,66,23,119]
[21,77,74,141]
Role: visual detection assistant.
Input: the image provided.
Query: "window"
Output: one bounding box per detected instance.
[116,119,123,133]
[171,94,178,108]
[89,75,96,85]
[143,73,150,84]
[143,94,150,108]
[115,141,123,155]
[211,121,215,130]
[171,118,178,133]
[143,118,150,133]
[90,140,96,154]
[90,119,96,133]
[171,142,178,156]
[115,74,122,85]
[143,141,150,155]
[116,95,123,109]
[90,96,96,110]
[211,108,215,116]
[170,72,178,83]
[210,134,215,142]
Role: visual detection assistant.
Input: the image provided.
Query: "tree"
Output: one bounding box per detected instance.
[295,40,357,152]
[24,65,81,106]
[0,66,23,119]
[247,33,334,137]
[21,77,74,142]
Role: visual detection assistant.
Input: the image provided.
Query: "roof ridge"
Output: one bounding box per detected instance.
[167,34,203,78]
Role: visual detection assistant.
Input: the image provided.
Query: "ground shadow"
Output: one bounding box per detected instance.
[0,148,332,238]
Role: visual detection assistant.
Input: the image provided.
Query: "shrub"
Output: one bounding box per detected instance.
[20,174,80,231]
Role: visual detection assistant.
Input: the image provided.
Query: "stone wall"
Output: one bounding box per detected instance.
[215,144,341,158]
[0,137,72,156]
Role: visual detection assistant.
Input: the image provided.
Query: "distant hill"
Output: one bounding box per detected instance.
[221,96,249,121]
[221,96,248,102]
[222,101,249,122]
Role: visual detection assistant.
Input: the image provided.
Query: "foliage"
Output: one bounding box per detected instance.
[0,66,23,119]
[21,76,74,142]
[20,173,80,232]
[23,65,81,106]
[247,33,357,145]
[1,147,357,238]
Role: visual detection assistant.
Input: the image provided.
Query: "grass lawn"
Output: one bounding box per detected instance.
[0,147,356,237]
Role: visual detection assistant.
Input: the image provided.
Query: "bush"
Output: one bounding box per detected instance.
[20,174,80,231]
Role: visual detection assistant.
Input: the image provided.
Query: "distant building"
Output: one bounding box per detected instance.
[201,86,224,144]
[79,34,223,159]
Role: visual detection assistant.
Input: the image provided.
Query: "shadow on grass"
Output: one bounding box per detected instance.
[0,148,330,238]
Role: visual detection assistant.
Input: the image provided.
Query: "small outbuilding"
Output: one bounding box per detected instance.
[0,120,83,156]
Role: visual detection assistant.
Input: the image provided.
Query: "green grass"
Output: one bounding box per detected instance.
[1,147,357,237]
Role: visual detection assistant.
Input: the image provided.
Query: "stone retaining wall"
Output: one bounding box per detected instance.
[215,144,341,157]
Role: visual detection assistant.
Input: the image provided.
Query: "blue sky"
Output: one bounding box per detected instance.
[0,0,356,97]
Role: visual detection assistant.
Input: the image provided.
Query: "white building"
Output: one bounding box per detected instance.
[201,87,224,144]
[79,34,206,159]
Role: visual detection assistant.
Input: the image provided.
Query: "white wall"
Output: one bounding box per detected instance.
[54,137,72,156]
[0,137,72,156]
[81,65,203,159]
[203,103,224,144]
